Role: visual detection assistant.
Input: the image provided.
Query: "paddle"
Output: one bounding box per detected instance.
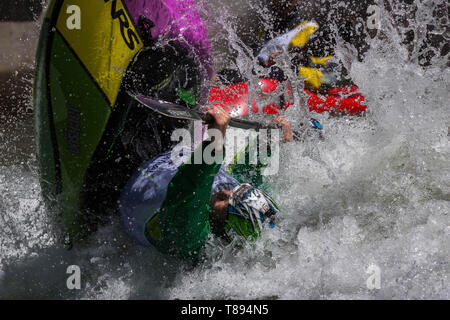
[129,92,283,131]
[129,92,324,142]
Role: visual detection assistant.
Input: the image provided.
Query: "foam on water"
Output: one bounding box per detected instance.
[0,0,448,299]
[166,0,450,299]
[167,63,449,299]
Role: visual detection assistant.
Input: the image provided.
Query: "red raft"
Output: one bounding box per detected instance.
[208,78,367,116]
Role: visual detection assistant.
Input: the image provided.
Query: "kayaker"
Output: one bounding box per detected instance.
[217,0,351,92]
[119,104,293,260]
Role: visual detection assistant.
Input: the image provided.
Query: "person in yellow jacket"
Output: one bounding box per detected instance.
[254,0,345,92]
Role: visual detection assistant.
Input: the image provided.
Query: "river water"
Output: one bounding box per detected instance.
[0,0,448,299]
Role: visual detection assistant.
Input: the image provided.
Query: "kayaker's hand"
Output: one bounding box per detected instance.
[257,45,280,67]
[209,189,232,236]
[203,105,231,147]
[262,50,278,67]
[272,116,293,143]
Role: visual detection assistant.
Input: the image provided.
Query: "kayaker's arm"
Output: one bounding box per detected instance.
[155,140,223,257]
[147,105,231,257]
[226,116,292,191]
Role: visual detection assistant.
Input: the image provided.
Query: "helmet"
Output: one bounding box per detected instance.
[123,0,214,105]
[124,42,204,106]
[227,183,280,239]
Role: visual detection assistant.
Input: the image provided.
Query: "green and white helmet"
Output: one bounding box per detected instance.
[227,183,280,239]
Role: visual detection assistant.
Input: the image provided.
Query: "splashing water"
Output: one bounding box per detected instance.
[0,0,449,299]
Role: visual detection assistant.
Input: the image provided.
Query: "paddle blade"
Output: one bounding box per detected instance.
[132,93,203,121]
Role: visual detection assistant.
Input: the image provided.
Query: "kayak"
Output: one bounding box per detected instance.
[208,78,367,116]
[33,0,212,241]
